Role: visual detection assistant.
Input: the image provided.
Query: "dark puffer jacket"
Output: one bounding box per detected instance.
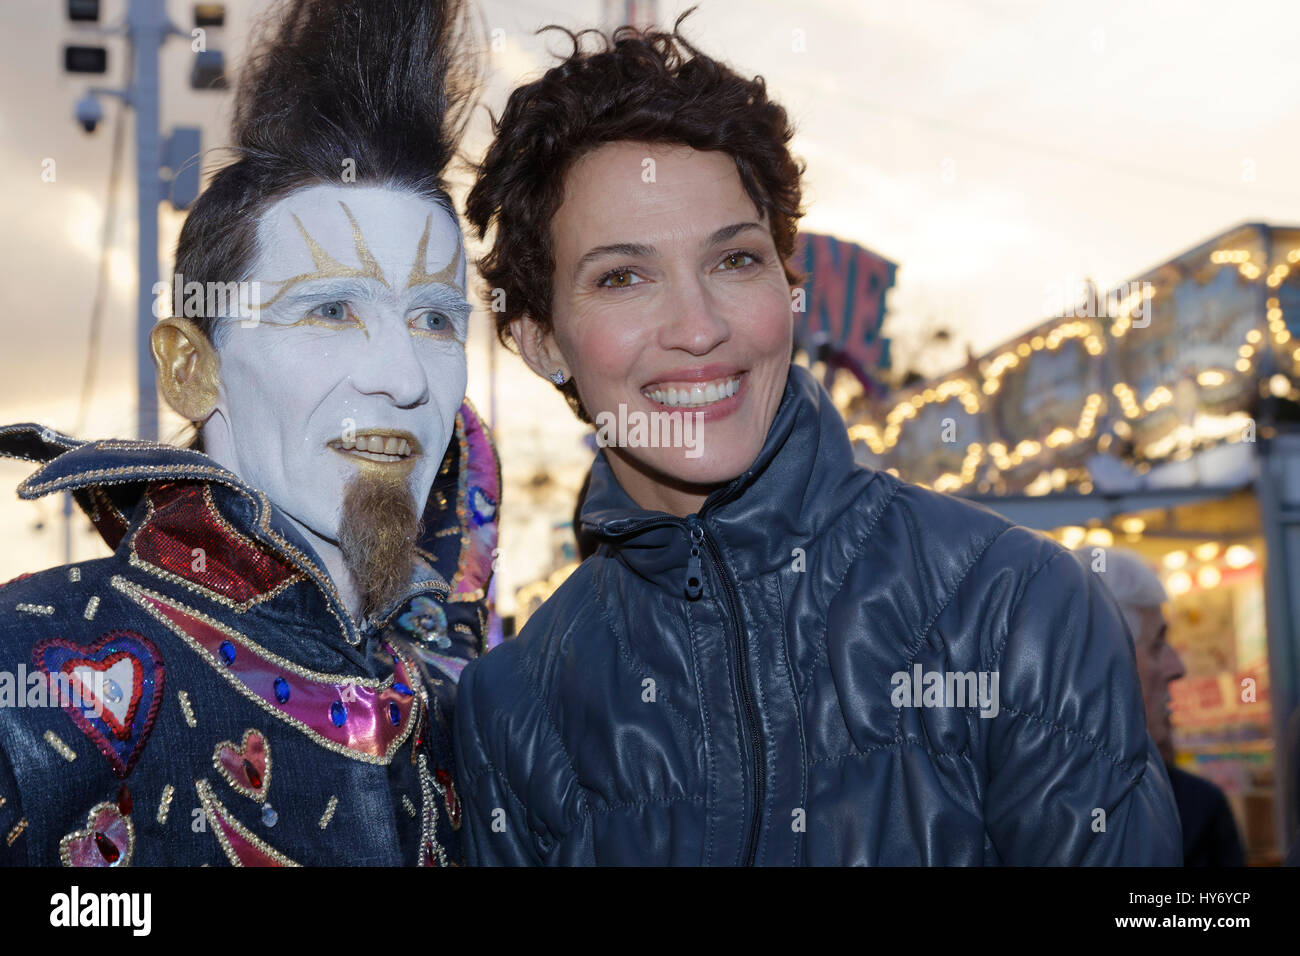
[456,364,1182,865]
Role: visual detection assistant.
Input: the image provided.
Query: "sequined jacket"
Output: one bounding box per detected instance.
[456,365,1182,865]
[0,402,499,866]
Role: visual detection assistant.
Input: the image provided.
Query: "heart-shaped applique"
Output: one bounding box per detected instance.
[213,728,271,802]
[34,631,165,779]
[68,655,140,739]
[59,801,135,867]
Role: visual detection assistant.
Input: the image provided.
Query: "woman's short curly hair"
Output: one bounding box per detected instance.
[465,8,805,421]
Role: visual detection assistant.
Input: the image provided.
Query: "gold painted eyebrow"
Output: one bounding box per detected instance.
[253,201,390,309]
[406,213,462,290]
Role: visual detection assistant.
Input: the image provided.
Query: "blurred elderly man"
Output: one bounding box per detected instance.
[1075,545,1246,866]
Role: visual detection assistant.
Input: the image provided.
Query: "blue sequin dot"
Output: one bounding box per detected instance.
[330,700,347,727]
[219,641,236,666]
[262,804,278,828]
[388,702,401,726]
[273,677,290,704]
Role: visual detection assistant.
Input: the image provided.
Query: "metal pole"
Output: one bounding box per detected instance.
[129,0,166,441]
[1256,432,1300,858]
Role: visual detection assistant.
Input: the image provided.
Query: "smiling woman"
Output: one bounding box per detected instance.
[532,142,794,512]
[455,12,1182,868]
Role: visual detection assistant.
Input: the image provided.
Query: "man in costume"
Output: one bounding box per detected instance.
[0,0,497,866]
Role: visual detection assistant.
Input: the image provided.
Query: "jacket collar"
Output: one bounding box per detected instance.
[0,400,500,645]
[581,363,879,587]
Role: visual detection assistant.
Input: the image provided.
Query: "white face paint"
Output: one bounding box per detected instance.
[202,182,469,559]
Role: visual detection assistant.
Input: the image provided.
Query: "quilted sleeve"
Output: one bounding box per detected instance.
[454,654,544,866]
[982,548,1183,865]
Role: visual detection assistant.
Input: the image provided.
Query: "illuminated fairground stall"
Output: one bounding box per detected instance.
[847,223,1300,863]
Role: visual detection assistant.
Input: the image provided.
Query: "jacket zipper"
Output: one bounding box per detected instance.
[687,516,764,867]
[595,511,765,865]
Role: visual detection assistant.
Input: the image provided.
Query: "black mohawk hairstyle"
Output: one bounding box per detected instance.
[231,0,478,194]
[172,0,480,345]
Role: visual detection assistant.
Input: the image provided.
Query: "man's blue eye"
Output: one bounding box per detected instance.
[310,301,349,321]
[417,310,449,332]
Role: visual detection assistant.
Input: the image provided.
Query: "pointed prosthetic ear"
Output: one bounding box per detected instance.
[151,317,221,422]
[508,314,568,384]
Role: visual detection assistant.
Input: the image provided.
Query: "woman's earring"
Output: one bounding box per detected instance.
[549,369,568,386]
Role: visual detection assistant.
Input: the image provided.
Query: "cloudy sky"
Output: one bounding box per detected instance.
[2,0,1299,605]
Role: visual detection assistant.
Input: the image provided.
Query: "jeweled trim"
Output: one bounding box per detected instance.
[157,784,175,824]
[20,460,358,646]
[6,818,27,846]
[44,731,77,762]
[416,753,448,867]
[115,577,419,764]
[21,462,234,498]
[58,802,133,867]
[367,580,453,633]
[34,631,166,780]
[126,483,305,614]
[431,765,461,831]
[212,728,271,803]
[85,485,130,549]
[195,778,299,867]
[178,690,197,728]
[318,795,339,830]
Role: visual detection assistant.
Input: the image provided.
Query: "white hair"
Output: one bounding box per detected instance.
[1071,545,1167,641]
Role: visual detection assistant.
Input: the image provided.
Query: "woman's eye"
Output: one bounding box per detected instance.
[719,251,757,270]
[309,300,350,322]
[598,269,642,289]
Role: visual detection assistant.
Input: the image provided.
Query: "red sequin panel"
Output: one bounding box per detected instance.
[133,483,302,607]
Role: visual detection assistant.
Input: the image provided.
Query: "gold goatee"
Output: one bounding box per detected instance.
[338,470,422,620]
